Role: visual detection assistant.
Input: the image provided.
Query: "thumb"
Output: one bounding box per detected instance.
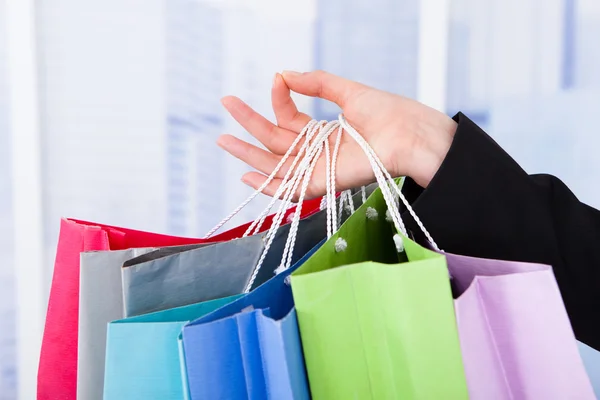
[281,70,367,108]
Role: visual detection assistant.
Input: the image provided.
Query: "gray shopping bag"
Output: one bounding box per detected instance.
[77,242,221,400]
[121,186,376,318]
[77,248,155,400]
[122,243,211,267]
[121,235,267,317]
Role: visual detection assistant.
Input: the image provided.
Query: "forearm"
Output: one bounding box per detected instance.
[401,112,600,351]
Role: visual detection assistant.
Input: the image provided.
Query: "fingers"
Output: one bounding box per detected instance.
[241,172,284,198]
[241,172,319,202]
[271,73,311,132]
[217,134,293,178]
[221,96,298,155]
[281,70,368,108]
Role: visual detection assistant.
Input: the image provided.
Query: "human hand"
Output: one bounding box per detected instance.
[217,70,457,199]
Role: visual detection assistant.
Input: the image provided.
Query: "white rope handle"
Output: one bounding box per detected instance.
[243,120,323,238]
[204,120,319,239]
[243,120,340,292]
[337,192,344,230]
[280,140,326,273]
[324,127,333,239]
[336,116,407,237]
[259,122,331,247]
[345,190,356,214]
[338,114,441,252]
[246,134,324,290]
[330,124,343,229]
[336,128,408,252]
[279,121,341,271]
[338,115,411,239]
[277,120,343,277]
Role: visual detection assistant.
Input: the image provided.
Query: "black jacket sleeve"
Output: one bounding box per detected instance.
[401,112,600,352]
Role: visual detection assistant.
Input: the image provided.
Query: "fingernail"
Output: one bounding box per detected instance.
[216,135,228,148]
[221,96,233,107]
[273,73,279,86]
[282,70,301,78]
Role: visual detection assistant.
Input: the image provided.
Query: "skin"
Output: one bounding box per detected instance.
[217,70,458,200]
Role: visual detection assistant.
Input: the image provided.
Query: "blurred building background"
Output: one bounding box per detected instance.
[446,0,600,203]
[0,0,599,398]
[313,0,421,120]
[0,0,16,398]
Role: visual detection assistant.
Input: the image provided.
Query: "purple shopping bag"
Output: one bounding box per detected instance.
[446,251,595,399]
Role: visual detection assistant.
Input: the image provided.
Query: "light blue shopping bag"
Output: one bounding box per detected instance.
[103,295,241,400]
[579,341,600,397]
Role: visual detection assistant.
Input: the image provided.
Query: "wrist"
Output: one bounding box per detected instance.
[405,113,457,188]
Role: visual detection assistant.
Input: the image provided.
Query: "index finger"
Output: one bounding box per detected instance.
[272,72,312,133]
[281,70,368,108]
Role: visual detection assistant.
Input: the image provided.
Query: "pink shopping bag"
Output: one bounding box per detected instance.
[446,251,595,399]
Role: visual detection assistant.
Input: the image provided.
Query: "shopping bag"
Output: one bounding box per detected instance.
[290,183,469,399]
[103,295,242,400]
[77,248,156,400]
[121,202,331,317]
[122,243,212,267]
[181,240,324,400]
[39,198,323,399]
[121,236,263,317]
[184,308,304,400]
[579,341,600,397]
[446,251,596,398]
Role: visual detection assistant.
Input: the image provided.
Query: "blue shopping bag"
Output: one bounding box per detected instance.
[181,240,324,400]
[103,295,241,400]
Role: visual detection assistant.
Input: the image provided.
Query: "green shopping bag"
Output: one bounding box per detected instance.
[290,180,468,399]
